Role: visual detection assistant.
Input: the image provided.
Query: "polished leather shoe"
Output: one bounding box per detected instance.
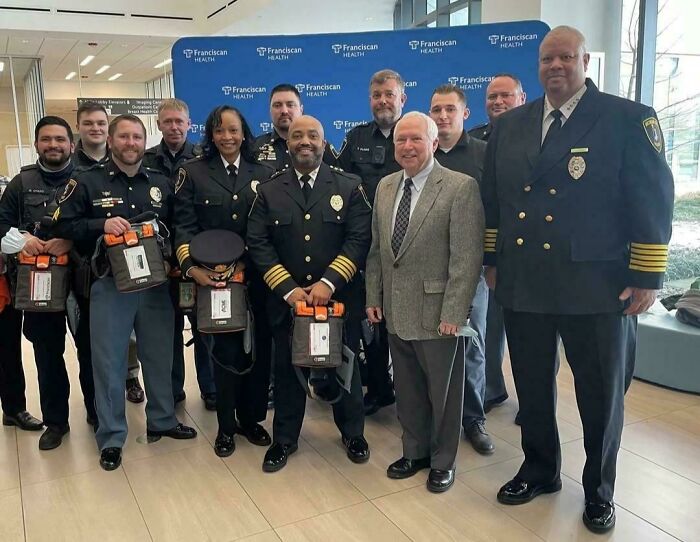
[342,435,370,463]
[201,393,217,411]
[126,377,145,404]
[483,394,508,413]
[465,421,495,455]
[214,433,235,457]
[38,424,70,450]
[497,477,562,505]
[583,501,616,533]
[237,423,271,446]
[262,442,298,472]
[427,468,455,493]
[514,411,522,426]
[387,456,431,479]
[2,411,43,431]
[99,447,122,471]
[363,393,395,416]
[147,422,197,440]
[173,390,186,404]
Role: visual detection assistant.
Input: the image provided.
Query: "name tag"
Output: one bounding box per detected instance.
[570,147,589,153]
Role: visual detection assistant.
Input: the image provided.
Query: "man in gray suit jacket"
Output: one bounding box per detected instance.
[365,111,484,493]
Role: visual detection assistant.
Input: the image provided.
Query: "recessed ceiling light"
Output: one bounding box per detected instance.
[108,73,123,81]
[153,58,172,69]
[80,55,95,66]
[95,65,110,74]
[65,71,77,80]
[0,62,4,72]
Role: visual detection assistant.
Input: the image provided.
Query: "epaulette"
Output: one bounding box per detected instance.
[468,122,489,131]
[143,146,157,155]
[19,164,38,171]
[182,155,205,166]
[268,167,289,180]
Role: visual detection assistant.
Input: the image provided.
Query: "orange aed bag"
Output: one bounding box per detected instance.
[291,301,345,368]
[13,253,70,311]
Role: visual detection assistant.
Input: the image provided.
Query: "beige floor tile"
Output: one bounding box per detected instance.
[275,501,410,541]
[0,428,19,491]
[0,488,24,542]
[223,438,366,527]
[239,531,282,542]
[622,417,700,483]
[456,431,523,474]
[561,439,700,542]
[655,405,700,437]
[124,445,270,542]
[22,468,151,542]
[459,458,678,542]
[374,479,543,542]
[301,415,426,499]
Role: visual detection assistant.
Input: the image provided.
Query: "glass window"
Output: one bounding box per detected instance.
[449,6,469,26]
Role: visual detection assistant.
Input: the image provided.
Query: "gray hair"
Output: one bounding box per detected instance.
[394,111,438,142]
[369,69,405,94]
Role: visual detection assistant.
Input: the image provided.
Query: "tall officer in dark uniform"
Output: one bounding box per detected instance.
[73,102,110,169]
[174,105,274,457]
[248,115,372,472]
[468,74,527,414]
[0,116,96,449]
[429,84,494,456]
[143,98,215,410]
[483,27,674,532]
[253,84,337,172]
[54,115,197,471]
[337,68,407,416]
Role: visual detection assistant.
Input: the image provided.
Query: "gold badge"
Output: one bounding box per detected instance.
[643,117,663,153]
[175,168,187,194]
[250,180,260,193]
[150,186,162,202]
[568,156,586,180]
[59,179,77,203]
[330,194,343,211]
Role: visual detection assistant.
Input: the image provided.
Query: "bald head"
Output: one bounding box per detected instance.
[538,25,590,108]
[287,115,326,173]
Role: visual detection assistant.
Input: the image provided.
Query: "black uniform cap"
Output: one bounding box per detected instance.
[189,230,245,269]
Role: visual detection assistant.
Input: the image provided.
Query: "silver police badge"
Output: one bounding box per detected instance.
[330,194,343,211]
[250,180,260,193]
[150,186,162,202]
[568,156,586,180]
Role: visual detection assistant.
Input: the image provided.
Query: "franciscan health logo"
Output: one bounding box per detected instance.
[294,82,342,98]
[487,33,539,49]
[408,39,457,54]
[189,123,205,134]
[256,45,303,61]
[259,122,271,133]
[181,48,228,63]
[331,42,379,58]
[333,120,365,134]
[405,80,418,88]
[221,85,267,100]
[447,75,493,90]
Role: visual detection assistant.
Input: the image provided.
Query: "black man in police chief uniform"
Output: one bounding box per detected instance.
[337,68,406,417]
[247,115,372,473]
[481,26,674,533]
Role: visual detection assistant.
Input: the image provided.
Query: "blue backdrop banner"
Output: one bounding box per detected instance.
[172,20,549,148]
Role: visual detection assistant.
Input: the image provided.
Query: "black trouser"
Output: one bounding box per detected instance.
[73,295,97,421]
[0,305,26,416]
[271,312,364,445]
[364,320,393,399]
[503,309,634,503]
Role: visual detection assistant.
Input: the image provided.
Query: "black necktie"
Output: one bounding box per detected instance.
[391,178,413,257]
[227,164,237,182]
[541,109,563,151]
[300,174,312,202]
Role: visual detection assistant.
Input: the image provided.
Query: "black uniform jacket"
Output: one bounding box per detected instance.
[467,122,492,142]
[173,154,273,275]
[434,130,487,184]
[481,79,674,315]
[143,139,201,179]
[246,162,372,326]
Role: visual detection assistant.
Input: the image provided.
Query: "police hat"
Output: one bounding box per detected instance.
[189,230,245,272]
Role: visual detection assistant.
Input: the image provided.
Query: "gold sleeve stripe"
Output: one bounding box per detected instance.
[336,255,357,274]
[265,267,288,287]
[484,247,497,253]
[331,258,354,276]
[329,262,353,282]
[176,244,190,265]
[631,243,668,250]
[264,264,285,282]
[630,258,667,268]
[631,249,668,256]
[268,271,292,290]
[629,255,668,263]
[485,228,498,233]
[629,263,667,273]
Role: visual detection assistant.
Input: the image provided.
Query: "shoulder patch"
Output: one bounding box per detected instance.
[643,117,663,153]
[59,179,78,203]
[328,142,339,159]
[175,168,187,194]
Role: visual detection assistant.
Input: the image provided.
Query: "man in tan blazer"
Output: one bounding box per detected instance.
[365,111,484,492]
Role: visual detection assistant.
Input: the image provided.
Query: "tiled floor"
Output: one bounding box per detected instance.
[3,334,700,541]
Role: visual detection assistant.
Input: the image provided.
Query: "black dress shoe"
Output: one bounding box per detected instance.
[38,424,70,450]
[237,423,271,446]
[2,411,43,431]
[427,468,455,493]
[100,447,122,471]
[214,433,235,457]
[147,422,197,440]
[483,393,508,413]
[126,377,145,404]
[387,456,431,479]
[342,435,370,463]
[363,393,395,416]
[497,477,562,505]
[262,442,298,473]
[514,411,522,426]
[201,393,217,411]
[583,501,616,533]
[173,390,186,404]
[465,421,495,455]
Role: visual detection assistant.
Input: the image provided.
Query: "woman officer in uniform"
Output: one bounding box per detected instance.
[173,105,274,456]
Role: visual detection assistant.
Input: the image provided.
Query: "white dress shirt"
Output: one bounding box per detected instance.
[541,83,587,143]
[220,153,241,173]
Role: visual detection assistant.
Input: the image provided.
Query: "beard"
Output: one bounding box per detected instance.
[290,146,323,170]
[112,147,144,166]
[40,149,71,168]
